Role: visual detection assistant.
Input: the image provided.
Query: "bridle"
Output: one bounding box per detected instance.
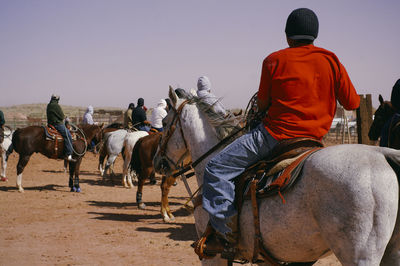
[159,98,246,178]
[158,99,192,172]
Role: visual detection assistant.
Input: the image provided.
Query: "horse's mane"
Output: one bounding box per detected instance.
[185,93,243,140]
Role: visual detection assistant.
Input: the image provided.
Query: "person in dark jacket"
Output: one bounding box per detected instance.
[46,94,75,162]
[131,98,150,132]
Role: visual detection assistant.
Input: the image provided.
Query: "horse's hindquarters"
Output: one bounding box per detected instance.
[238,145,399,265]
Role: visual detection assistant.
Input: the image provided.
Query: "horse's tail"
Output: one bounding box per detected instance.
[130,138,143,173]
[381,147,400,179]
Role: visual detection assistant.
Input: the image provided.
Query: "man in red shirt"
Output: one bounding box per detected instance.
[198,8,360,259]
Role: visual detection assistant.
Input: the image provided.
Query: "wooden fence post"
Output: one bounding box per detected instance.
[356,94,374,144]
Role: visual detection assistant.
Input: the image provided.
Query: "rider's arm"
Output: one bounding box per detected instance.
[335,61,360,110]
[257,58,272,113]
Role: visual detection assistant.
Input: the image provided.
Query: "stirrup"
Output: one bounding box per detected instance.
[191,224,237,260]
[192,224,217,260]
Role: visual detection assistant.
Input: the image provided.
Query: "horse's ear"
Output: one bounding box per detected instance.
[379,94,384,104]
[100,123,104,129]
[169,86,178,107]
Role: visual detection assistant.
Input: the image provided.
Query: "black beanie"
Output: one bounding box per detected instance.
[391,79,400,111]
[285,8,319,41]
[137,98,144,107]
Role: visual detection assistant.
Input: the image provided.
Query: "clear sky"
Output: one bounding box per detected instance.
[1,0,399,109]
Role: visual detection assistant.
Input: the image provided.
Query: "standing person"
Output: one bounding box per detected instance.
[150,99,168,132]
[123,103,135,129]
[82,105,96,125]
[0,109,4,144]
[132,98,150,132]
[196,8,360,258]
[46,94,76,162]
[379,79,400,147]
[196,76,227,116]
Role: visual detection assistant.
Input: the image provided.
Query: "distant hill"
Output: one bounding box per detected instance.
[0,103,124,121]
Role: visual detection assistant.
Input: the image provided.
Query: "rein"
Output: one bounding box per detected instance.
[159,100,191,170]
[160,98,246,178]
[172,125,245,178]
[159,98,246,211]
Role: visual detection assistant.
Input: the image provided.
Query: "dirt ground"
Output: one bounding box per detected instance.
[0,152,340,266]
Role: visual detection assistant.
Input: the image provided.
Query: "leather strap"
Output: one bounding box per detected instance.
[250,179,280,266]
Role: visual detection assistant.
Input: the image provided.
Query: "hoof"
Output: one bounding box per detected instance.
[149,179,157,185]
[75,187,81,192]
[70,187,77,192]
[138,202,146,210]
[0,177,8,182]
[163,215,175,223]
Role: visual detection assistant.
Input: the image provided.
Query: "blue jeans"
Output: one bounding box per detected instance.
[137,125,150,132]
[54,124,74,156]
[202,123,278,236]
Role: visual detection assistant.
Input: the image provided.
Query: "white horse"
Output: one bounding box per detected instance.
[153,87,400,266]
[0,127,13,181]
[99,129,148,188]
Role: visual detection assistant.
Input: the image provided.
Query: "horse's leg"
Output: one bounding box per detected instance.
[136,171,146,210]
[122,149,133,188]
[104,154,117,177]
[0,149,8,181]
[63,159,68,173]
[98,153,106,176]
[68,161,76,192]
[149,169,156,185]
[161,175,177,222]
[130,169,138,183]
[16,155,30,192]
[73,159,82,192]
[381,192,400,265]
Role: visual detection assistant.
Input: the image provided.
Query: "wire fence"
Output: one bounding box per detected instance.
[5,111,124,130]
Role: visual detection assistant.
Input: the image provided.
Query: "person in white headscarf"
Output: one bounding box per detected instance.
[150,99,168,132]
[82,105,96,125]
[196,76,227,116]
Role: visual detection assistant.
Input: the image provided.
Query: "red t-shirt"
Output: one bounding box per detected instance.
[258,45,360,140]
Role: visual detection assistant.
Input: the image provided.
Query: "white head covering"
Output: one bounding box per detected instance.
[86,105,94,115]
[196,76,227,116]
[197,76,211,97]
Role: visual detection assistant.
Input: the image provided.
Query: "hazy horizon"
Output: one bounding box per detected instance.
[1,0,399,110]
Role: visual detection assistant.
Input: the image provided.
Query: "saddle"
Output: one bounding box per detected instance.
[43,125,64,141]
[194,137,324,263]
[239,137,323,202]
[43,125,77,159]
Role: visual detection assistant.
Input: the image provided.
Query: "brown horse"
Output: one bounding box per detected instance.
[12,124,103,192]
[369,94,400,148]
[130,132,189,222]
[130,132,162,209]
